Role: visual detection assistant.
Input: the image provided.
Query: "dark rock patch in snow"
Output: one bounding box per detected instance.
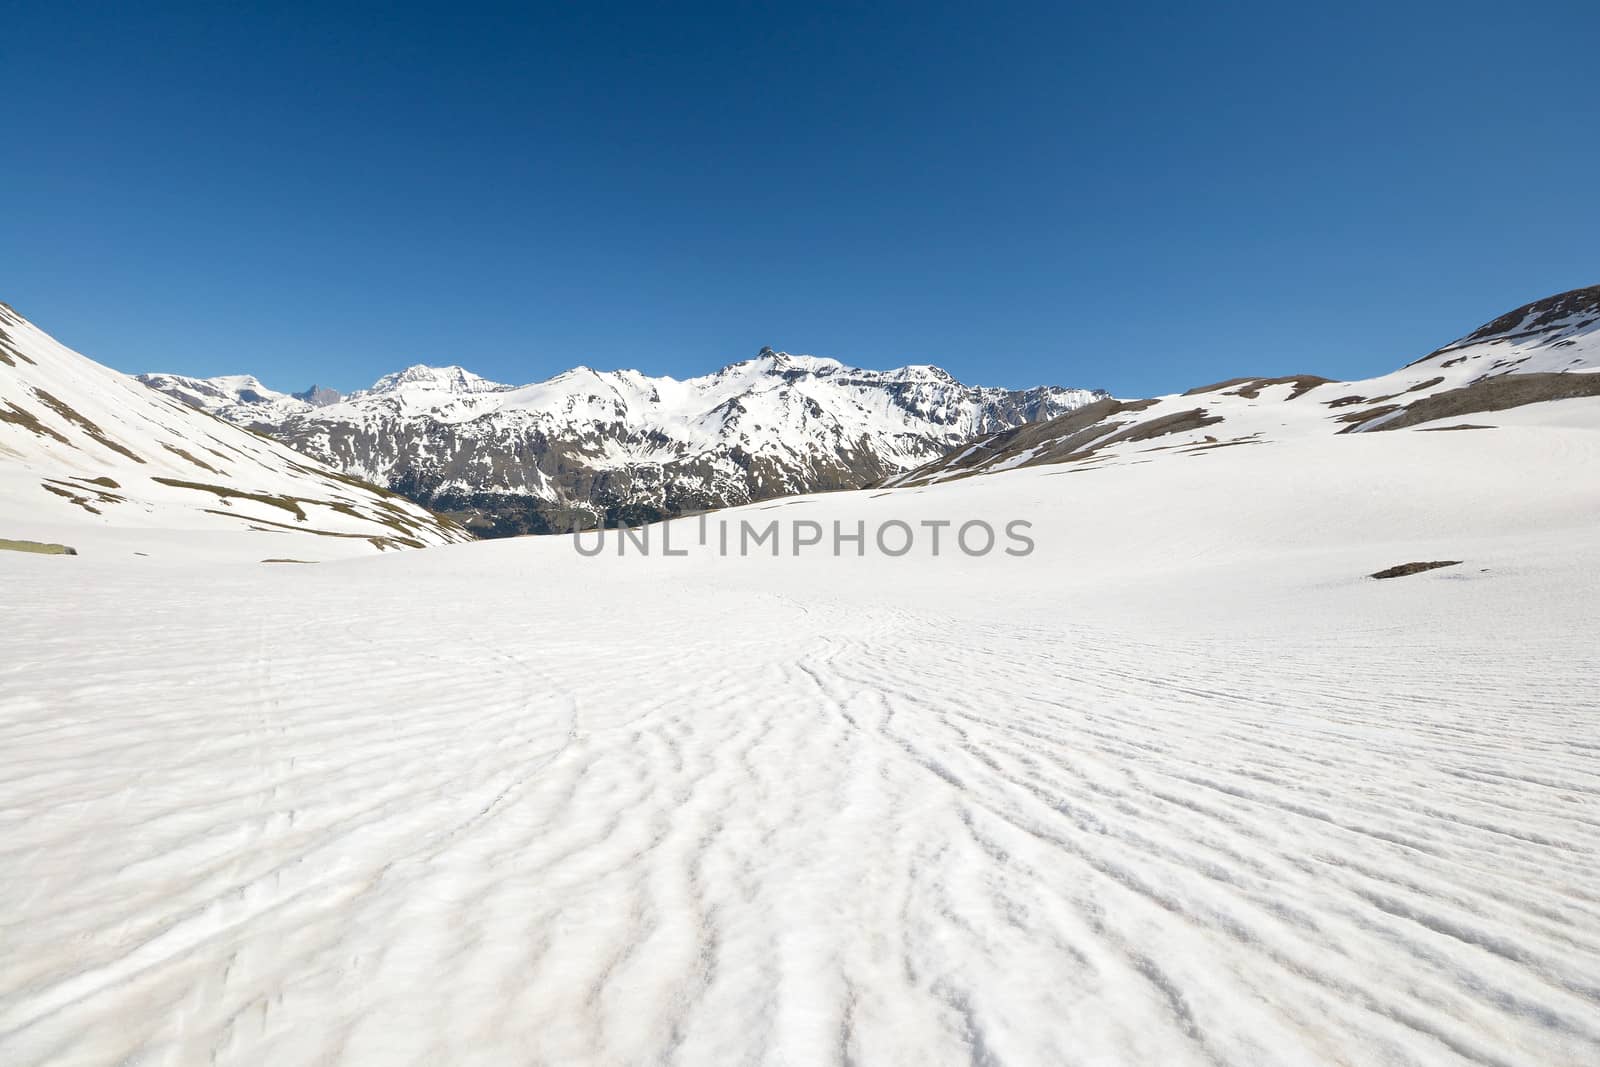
[1356,372,1600,433]
[1370,561,1462,580]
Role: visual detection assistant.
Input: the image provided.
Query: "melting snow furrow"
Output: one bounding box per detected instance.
[1,550,1598,1066]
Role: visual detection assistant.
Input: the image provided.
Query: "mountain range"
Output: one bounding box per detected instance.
[139,353,1105,535]
[8,285,1596,559]
[136,287,1600,535]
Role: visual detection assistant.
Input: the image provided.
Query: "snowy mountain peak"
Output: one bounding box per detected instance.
[881,364,957,384]
[722,349,846,378]
[135,372,304,418]
[210,374,280,400]
[358,364,510,397]
[715,351,964,388]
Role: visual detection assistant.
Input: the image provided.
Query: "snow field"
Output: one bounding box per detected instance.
[2,413,1599,1065]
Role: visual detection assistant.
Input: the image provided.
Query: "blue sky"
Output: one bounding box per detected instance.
[3,2,1596,397]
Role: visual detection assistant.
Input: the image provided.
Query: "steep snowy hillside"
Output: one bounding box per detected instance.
[140,350,1104,534]
[888,285,1600,485]
[0,302,472,559]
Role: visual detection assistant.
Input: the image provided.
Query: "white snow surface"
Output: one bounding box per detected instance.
[4,397,1600,1065]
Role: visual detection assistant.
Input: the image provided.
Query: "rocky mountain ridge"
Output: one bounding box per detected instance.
[141,349,1105,534]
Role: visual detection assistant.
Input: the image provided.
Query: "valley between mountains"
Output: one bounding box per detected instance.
[3,288,1599,1066]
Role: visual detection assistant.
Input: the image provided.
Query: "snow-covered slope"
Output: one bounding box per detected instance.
[3,393,1598,1064]
[0,302,472,559]
[888,285,1600,485]
[140,350,1105,534]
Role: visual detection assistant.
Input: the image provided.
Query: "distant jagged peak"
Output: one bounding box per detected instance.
[720,350,1073,394]
[293,384,343,407]
[718,347,847,378]
[358,364,510,397]
[711,348,985,388]
[876,363,959,385]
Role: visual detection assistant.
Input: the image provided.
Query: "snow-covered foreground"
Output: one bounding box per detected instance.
[3,423,1599,1066]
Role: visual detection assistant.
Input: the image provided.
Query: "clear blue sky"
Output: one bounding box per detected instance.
[3,2,1595,397]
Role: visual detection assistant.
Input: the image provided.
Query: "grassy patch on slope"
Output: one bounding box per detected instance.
[152,477,307,520]
[0,538,77,556]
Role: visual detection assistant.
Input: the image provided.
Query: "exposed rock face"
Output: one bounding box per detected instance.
[140,352,1105,535]
[293,385,342,407]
